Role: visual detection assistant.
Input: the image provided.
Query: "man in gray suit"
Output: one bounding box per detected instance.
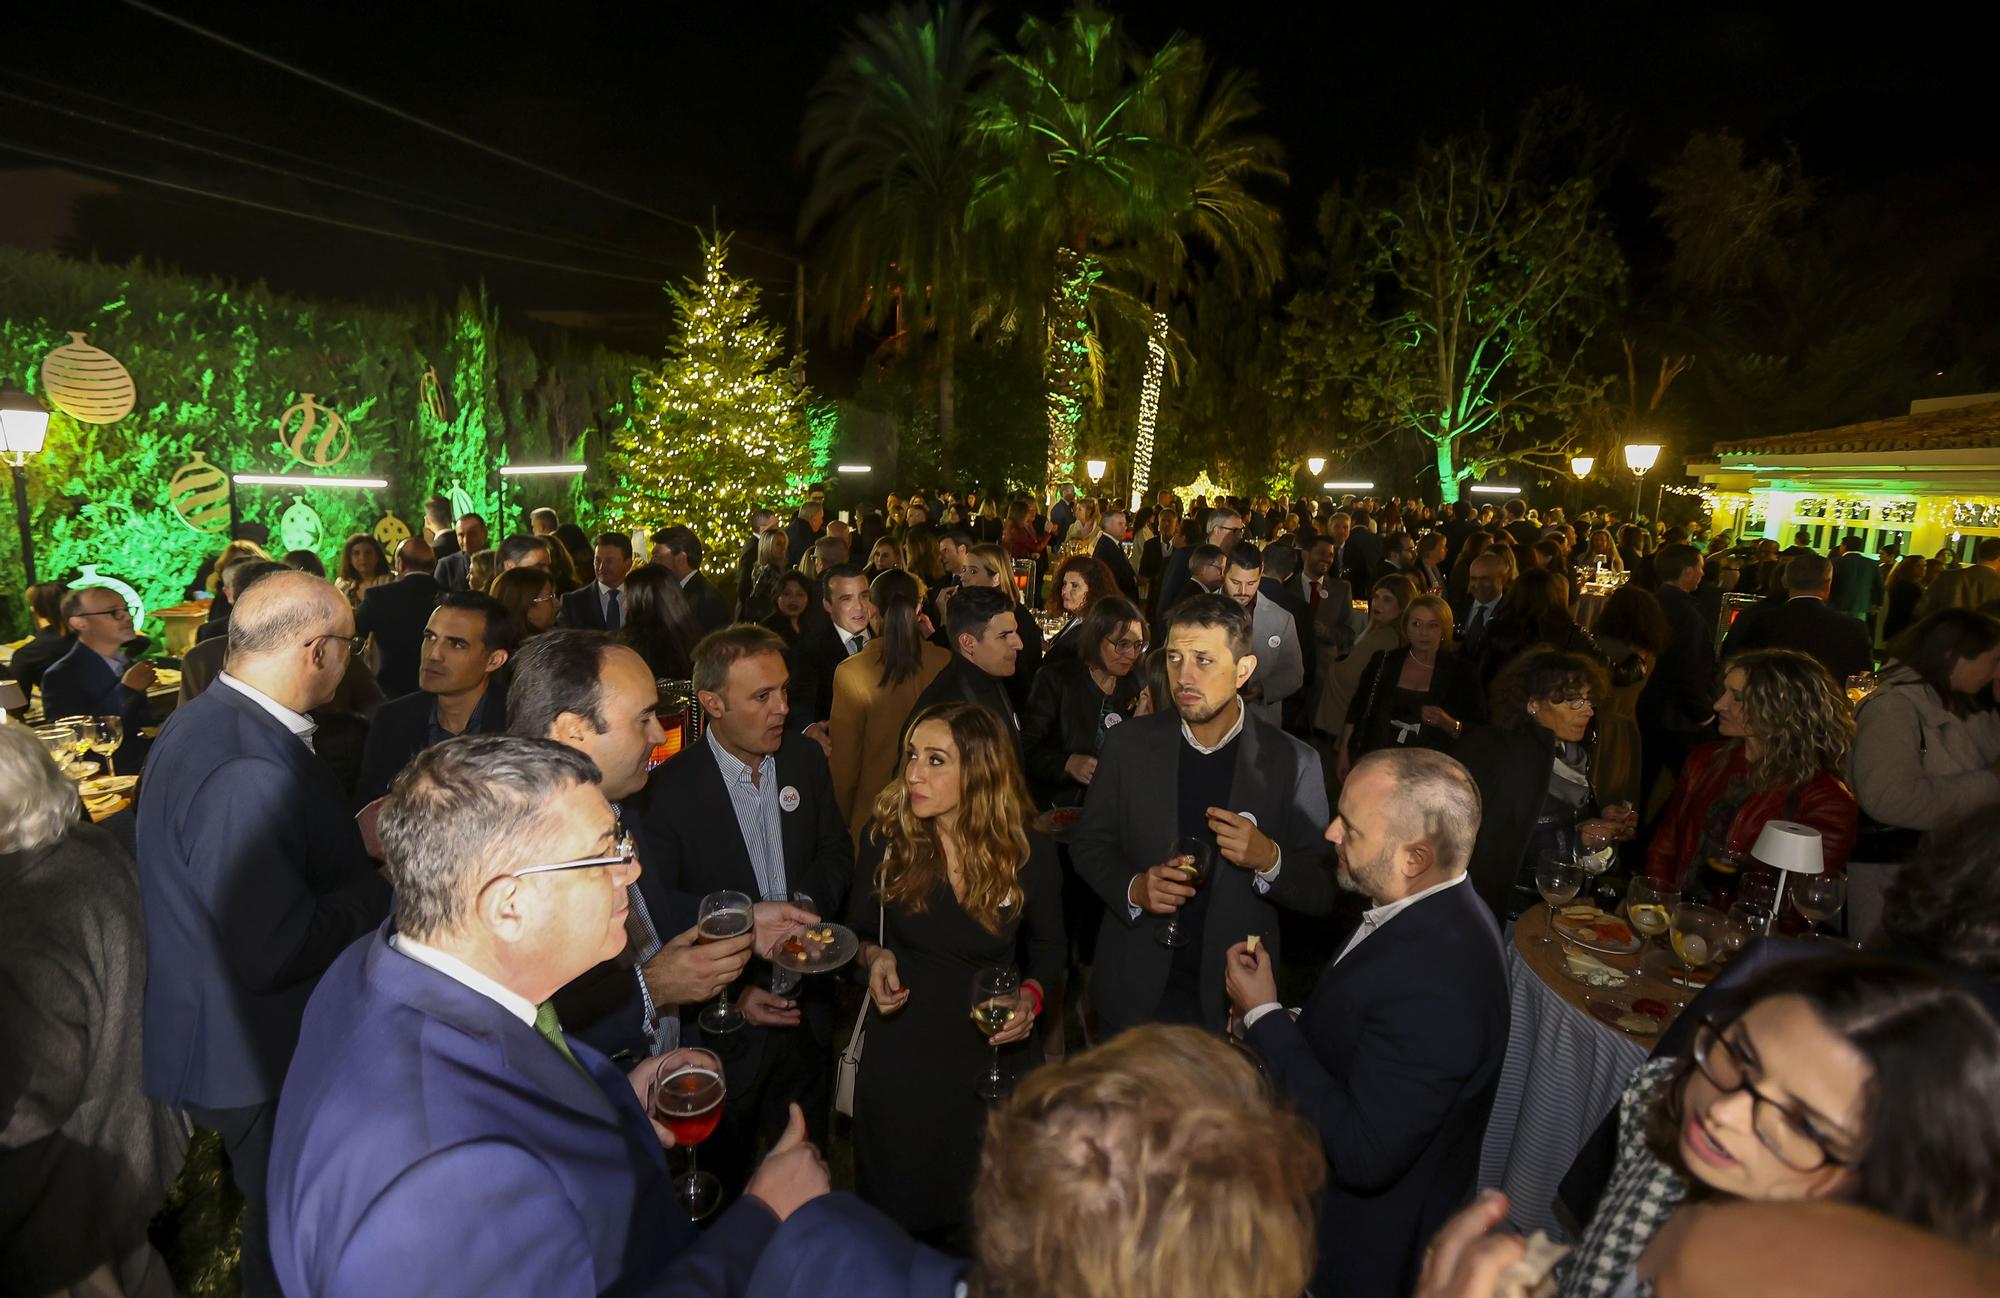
[1071,594,1336,1036]
[1221,542,1303,728]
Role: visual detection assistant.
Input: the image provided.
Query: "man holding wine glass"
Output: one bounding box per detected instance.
[42,584,157,771]
[269,735,828,1298]
[509,631,819,1063]
[1072,594,1336,1037]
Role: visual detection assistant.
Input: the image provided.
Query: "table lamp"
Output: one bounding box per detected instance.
[1750,820,1824,921]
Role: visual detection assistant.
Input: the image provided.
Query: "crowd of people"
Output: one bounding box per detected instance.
[4,480,1999,1298]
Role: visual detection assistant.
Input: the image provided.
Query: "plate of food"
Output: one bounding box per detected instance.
[1034,807,1084,837]
[1587,998,1665,1036]
[1549,903,1641,955]
[1562,948,1632,990]
[769,922,858,974]
[80,774,139,797]
[1643,945,1719,990]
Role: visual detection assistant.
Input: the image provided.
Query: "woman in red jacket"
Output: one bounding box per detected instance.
[1646,648,1857,902]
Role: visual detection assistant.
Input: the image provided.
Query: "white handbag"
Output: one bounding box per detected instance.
[835,898,885,1118]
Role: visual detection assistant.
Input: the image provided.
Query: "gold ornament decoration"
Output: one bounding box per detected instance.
[419,365,447,422]
[372,511,412,552]
[279,495,324,553]
[41,331,136,424]
[166,450,232,534]
[279,392,353,467]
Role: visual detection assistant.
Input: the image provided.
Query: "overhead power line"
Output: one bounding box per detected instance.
[116,0,800,267]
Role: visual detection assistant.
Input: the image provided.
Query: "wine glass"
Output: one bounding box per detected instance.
[1156,836,1211,949]
[34,725,77,776]
[1624,877,1679,953]
[970,965,1020,1102]
[648,1047,725,1220]
[1668,904,1727,1010]
[1792,874,1847,938]
[1533,860,1584,947]
[695,890,755,1035]
[93,716,124,778]
[766,889,812,997]
[1723,899,1773,960]
[57,716,98,776]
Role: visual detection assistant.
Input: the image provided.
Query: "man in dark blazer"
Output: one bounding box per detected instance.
[352,593,515,807]
[652,524,731,633]
[353,537,439,697]
[1226,748,1509,1298]
[1153,507,1244,618]
[1720,550,1875,682]
[558,531,635,631]
[1094,506,1141,601]
[432,513,487,593]
[422,494,459,562]
[1639,542,1718,819]
[787,564,873,746]
[137,571,392,1296]
[1260,540,1317,733]
[1072,595,1335,1036]
[905,585,1024,755]
[42,584,159,769]
[268,736,824,1298]
[783,502,825,583]
[644,626,853,1199]
[1322,510,1376,592]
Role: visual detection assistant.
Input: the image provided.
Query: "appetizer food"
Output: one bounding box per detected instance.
[1564,949,1630,988]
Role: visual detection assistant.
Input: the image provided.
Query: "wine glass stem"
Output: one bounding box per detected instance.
[106,753,116,778]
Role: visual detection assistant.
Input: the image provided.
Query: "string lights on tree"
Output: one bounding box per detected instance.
[1129,311,1167,509]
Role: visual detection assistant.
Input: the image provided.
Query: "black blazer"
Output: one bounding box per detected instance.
[355,572,443,698]
[41,639,156,769]
[429,530,460,562]
[433,549,471,593]
[8,626,72,692]
[905,655,1022,757]
[1719,596,1874,681]
[1071,709,1336,1035]
[558,582,613,631]
[640,732,854,1083]
[351,682,511,808]
[1247,879,1510,1298]
[1092,533,1140,601]
[683,570,730,634]
[1020,656,1142,807]
[1638,584,1716,735]
[788,619,862,731]
[135,681,391,1108]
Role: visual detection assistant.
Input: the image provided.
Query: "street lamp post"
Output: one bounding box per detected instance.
[0,387,51,588]
[1624,443,1662,526]
[1570,455,1595,478]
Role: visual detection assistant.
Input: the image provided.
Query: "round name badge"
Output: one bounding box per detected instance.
[1103,712,1122,729]
[1267,634,1282,648]
[778,785,801,812]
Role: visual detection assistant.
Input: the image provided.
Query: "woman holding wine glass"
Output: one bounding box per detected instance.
[847,700,1064,1248]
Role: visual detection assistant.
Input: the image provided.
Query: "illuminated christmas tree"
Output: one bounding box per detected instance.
[614,235,812,556]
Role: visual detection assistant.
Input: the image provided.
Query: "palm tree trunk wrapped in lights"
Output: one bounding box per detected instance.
[1044,247,1096,487]
[1130,308,1168,507]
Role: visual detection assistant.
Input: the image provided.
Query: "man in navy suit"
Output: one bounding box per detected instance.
[136,571,393,1296]
[1226,748,1509,1298]
[42,584,158,769]
[1093,505,1141,600]
[652,524,731,633]
[352,592,516,807]
[644,626,853,1198]
[508,631,813,1062]
[559,531,635,631]
[1719,550,1875,682]
[353,537,439,697]
[268,735,830,1298]
[786,564,873,751]
[433,512,487,592]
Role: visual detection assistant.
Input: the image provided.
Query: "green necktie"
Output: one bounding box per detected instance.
[534,1000,588,1076]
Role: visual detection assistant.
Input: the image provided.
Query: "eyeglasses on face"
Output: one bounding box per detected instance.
[490,834,637,886]
[1104,637,1147,654]
[72,606,132,621]
[305,633,368,656]
[1691,1018,1852,1173]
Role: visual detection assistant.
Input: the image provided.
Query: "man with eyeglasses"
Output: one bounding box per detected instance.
[136,570,393,1298]
[352,593,518,807]
[268,735,828,1298]
[1153,507,1245,620]
[43,583,158,769]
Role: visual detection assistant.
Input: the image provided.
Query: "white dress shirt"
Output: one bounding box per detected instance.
[390,932,537,1025]
[217,672,319,752]
[1242,871,1470,1029]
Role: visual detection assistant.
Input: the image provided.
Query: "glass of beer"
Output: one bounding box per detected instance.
[695,890,755,1035]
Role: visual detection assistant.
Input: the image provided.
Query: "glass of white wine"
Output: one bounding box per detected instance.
[1668,904,1727,1010]
[970,965,1020,1102]
[35,725,78,776]
[94,716,124,778]
[56,716,98,776]
[1792,874,1846,939]
[1533,860,1584,948]
[1625,877,1678,953]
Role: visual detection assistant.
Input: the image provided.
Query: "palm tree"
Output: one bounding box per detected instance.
[1119,44,1286,502]
[797,2,995,453]
[970,4,1193,488]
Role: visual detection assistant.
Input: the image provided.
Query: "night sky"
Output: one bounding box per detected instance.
[6,1,1997,355]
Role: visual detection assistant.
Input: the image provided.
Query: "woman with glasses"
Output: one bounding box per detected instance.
[1560,957,2000,1297]
[1646,649,1857,905]
[1022,596,1146,809]
[1455,648,1638,920]
[490,566,559,644]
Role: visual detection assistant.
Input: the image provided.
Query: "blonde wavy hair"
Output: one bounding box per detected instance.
[1401,592,1456,646]
[969,1025,1323,1298]
[1724,648,1856,789]
[869,701,1033,933]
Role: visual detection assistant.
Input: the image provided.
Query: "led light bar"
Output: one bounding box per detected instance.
[232,474,388,489]
[499,464,587,476]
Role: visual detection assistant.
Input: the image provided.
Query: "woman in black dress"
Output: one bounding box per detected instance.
[759,570,814,647]
[1336,593,1482,779]
[848,700,1065,1248]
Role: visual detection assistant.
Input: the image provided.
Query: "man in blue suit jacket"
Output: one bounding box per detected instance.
[270,736,829,1298]
[1227,748,1510,1298]
[137,572,392,1296]
[353,539,440,697]
[351,592,514,807]
[42,585,158,769]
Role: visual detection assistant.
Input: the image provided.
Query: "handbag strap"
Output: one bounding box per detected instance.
[845,895,887,1052]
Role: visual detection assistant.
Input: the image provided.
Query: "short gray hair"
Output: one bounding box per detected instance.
[1785,551,1833,592]
[378,734,602,941]
[0,723,82,854]
[1354,748,1482,875]
[227,570,343,659]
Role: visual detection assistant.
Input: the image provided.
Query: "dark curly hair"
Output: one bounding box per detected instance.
[1488,647,1608,733]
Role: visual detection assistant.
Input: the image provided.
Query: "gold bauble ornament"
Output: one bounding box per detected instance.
[372,511,412,552]
[166,450,231,534]
[41,330,136,424]
[279,392,353,467]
